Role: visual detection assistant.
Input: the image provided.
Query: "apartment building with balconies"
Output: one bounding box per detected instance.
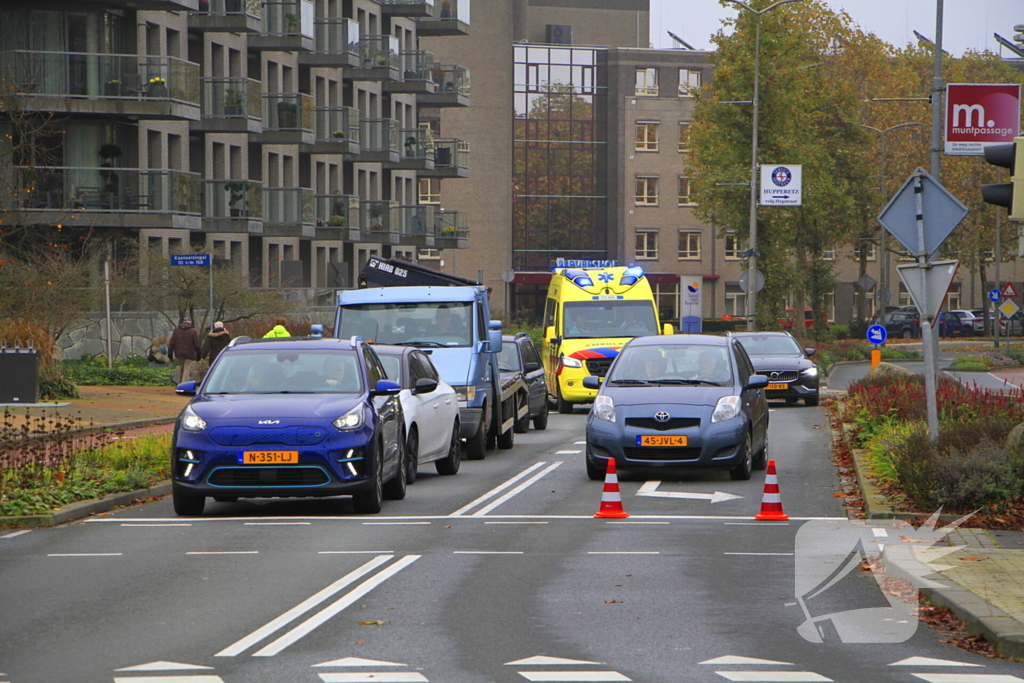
[0,0,471,298]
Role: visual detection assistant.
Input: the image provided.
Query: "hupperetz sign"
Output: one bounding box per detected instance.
[945,84,1021,156]
[760,165,802,206]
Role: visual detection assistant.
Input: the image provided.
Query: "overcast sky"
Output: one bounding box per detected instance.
[650,0,1024,57]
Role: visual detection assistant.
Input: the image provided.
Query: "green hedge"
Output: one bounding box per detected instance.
[61,356,174,387]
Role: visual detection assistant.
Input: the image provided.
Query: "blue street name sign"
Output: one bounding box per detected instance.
[989,288,1003,304]
[867,324,888,345]
[171,254,212,267]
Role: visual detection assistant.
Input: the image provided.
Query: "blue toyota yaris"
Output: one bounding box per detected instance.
[171,337,404,516]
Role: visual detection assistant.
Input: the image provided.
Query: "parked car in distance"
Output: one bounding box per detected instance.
[373,345,462,481]
[733,331,820,406]
[970,309,989,335]
[171,337,405,516]
[937,310,971,337]
[945,310,982,336]
[869,311,920,339]
[497,333,549,432]
[583,334,769,482]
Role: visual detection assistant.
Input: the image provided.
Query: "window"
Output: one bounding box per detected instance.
[898,284,911,306]
[899,249,916,262]
[635,176,659,206]
[678,69,701,97]
[822,246,836,261]
[724,232,745,260]
[678,230,701,260]
[635,68,658,96]
[654,281,680,322]
[864,243,877,261]
[635,122,658,151]
[419,177,440,204]
[946,283,962,310]
[678,122,691,153]
[677,176,694,205]
[635,230,659,260]
[982,249,995,262]
[418,248,440,260]
[726,284,747,317]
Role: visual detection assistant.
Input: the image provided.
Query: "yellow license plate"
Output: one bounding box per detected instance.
[240,450,299,464]
[767,383,789,390]
[637,435,688,447]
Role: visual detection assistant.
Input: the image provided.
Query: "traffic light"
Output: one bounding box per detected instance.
[981,136,1024,222]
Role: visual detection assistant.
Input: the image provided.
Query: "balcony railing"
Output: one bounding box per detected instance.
[434,209,468,239]
[356,36,399,70]
[378,0,434,16]
[260,0,314,36]
[432,138,469,171]
[361,200,399,235]
[419,0,469,35]
[430,63,469,97]
[0,51,200,104]
[202,77,261,119]
[360,119,399,153]
[205,179,263,220]
[196,0,261,15]
[400,50,435,84]
[264,187,315,225]
[263,92,314,131]
[313,18,359,56]
[314,106,360,144]
[315,193,360,228]
[397,205,434,239]
[399,128,435,160]
[8,166,201,215]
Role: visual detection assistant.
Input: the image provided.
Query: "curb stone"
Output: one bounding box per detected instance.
[1,482,172,528]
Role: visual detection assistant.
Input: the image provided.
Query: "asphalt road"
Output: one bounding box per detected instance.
[2,403,1023,682]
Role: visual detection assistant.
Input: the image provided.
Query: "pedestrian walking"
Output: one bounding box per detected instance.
[263,318,291,338]
[204,321,232,363]
[168,317,202,382]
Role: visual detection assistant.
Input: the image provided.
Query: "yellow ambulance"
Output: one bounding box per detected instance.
[541,264,671,413]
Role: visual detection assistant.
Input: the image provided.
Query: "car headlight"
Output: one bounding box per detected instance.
[181,406,207,432]
[333,406,364,431]
[454,385,476,404]
[560,355,583,369]
[592,395,615,423]
[711,395,742,423]
[800,366,819,377]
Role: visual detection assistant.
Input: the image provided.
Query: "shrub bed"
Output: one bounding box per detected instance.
[61,355,173,387]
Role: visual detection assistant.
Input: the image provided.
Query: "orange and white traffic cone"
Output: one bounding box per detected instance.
[755,459,789,521]
[594,458,629,519]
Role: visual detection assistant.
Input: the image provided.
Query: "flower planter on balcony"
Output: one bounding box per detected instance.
[148,82,168,98]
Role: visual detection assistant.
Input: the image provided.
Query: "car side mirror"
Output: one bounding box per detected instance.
[413,377,438,394]
[804,348,816,357]
[544,325,557,345]
[175,381,197,396]
[582,376,601,390]
[371,379,402,396]
[746,375,769,390]
[524,361,541,373]
[488,328,503,353]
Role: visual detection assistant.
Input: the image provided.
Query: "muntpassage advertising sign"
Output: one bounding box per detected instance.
[945,83,1021,156]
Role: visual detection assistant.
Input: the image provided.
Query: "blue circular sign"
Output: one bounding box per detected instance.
[989,288,1002,303]
[867,324,888,345]
[771,167,792,187]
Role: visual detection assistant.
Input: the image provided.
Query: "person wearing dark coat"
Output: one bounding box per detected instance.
[168,317,202,368]
[203,321,232,363]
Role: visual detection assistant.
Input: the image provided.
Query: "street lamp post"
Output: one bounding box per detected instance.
[722,0,807,331]
[854,122,928,326]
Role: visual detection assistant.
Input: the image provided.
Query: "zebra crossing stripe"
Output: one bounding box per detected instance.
[910,676,1024,683]
[517,673,631,682]
[113,677,224,683]
[318,674,428,682]
[714,673,832,682]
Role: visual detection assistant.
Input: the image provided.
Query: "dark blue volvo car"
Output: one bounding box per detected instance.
[171,337,405,516]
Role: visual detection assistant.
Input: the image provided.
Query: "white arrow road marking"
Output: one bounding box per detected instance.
[315,657,407,667]
[116,661,213,671]
[113,677,224,683]
[911,676,1024,683]
[518,674,630,682]
[637,481,742,503]
[216,554,393,657]
[318,675,428,682]
[253,555,420,657]
[700,656,793,666]
[507,657,601,666]
[715,673,831,682]
[889,657,982,667]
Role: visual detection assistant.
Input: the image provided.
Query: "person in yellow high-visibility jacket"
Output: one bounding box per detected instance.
[263,318,291,338]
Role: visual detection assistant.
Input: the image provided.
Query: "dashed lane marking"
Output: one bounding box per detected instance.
[723,552,794,556]
[48,553,122,557]
[587,551,659,555]
[1,530,31,538]
[485,521,549,525]
[244,522,311,526]
[186,551,258,555]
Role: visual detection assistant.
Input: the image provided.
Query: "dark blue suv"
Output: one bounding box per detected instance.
[171,337,405,516]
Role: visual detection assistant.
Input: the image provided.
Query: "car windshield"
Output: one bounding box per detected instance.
[562,301,657,339]
[736,335,803,356]
[497,343,520,372]
[607,344,732,385]
[337,301,472,347]
[203,349,363,394]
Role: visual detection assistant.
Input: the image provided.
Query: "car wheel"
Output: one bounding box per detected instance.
[556,383,573,414]
[804,393,820,407]
[353,447,384,514]
[901,329,912,339]
[754,426,768,471]
[405,428,419,485]
[382,440,407,501]
[533,400,549,431]
[212,496,238,503]
[465,406,487,460]
[729,431,753,481]
[586,455,605,481]
[513,393,530,433]
[173,484,205,516]
[497,415,515,449]
[435,421,461,475]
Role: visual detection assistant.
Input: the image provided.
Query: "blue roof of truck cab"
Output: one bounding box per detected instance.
[337,286,483,305]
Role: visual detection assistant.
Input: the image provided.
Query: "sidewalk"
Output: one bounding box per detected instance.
[1,385,189,432]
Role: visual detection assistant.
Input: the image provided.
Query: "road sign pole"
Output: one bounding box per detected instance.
[913,173,939,444]
[209,260,215,332]
[996,192,1001,348]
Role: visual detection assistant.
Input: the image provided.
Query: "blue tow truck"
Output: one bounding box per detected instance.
[334,257,523,459]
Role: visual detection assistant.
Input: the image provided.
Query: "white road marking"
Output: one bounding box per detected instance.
[48,553,122,557]
[253,555,420,657]
[507,656,601,666]
[116,661,213,671]
[2,530,32,538]
[485,521,549,525]
[84,514,848,522]
[873,528,889,537]
[217,555,393,657]
[518,673,630,682]
[724,522,788,526]
[637,481,742,503]
[554,450,581,454]
[587,551,659,555]
[888,657,981,667]
[700,656,793,666]
[318,551,395,555]
[573,441,587,445]
[470,462,563,517]
[607,521,669,525]
[121,524,192,527]
[114,677,224,683]
[723,552,794,556]
[244,522,311,526]
[715,673,832,682]
[186,551,259,555]
[318,675,428,682]
[362,522,431,526]
[453,551,524,555]
[315,657,407,667]
[911,676,1024,683]
[448,462,550,517]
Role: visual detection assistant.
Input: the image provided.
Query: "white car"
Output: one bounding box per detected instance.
[948,309,983,335]
[374,345,461,481]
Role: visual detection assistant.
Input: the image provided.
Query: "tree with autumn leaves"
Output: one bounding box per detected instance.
[688,0,1024,337]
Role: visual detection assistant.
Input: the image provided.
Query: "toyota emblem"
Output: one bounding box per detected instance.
[654,411,671,422]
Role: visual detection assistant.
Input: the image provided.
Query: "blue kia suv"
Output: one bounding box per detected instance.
[171,337,405,516]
